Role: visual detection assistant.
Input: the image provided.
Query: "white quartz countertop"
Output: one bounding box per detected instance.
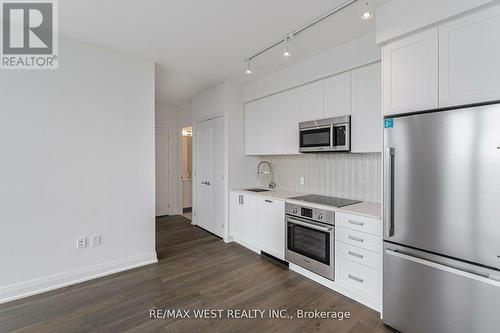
[231,188,381,219]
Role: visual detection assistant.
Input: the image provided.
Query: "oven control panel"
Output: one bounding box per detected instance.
[285,203,335,225]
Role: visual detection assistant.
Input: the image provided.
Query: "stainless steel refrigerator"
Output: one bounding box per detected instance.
[383,103,500,333]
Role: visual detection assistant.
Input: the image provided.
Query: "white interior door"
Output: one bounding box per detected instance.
[155,127,170,216]
[195,117,225,237]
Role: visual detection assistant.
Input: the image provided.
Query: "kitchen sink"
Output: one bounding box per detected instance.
[245,188,270,193]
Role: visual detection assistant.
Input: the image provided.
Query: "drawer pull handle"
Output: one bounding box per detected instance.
[265,200,273,203]
[348,251,364,259]
[348,235,364,243]
[348,220,364,226]
[348,274,364,283]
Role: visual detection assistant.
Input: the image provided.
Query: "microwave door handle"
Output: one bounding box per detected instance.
[330,124,335,148]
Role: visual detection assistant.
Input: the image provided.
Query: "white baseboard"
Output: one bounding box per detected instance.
[0,252,158,304]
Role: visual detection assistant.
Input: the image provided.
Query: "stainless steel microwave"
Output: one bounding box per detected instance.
[299,116,350,153]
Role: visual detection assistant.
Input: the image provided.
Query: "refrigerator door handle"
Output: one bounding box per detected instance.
[385,249,500,286]
[384,147,395,237]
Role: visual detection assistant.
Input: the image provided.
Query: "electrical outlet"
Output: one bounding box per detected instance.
[300,176,305,186]
[91,235,102,247]
[76,237,88,249]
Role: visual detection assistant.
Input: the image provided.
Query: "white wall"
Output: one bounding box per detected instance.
[243,33,381,102]
[0,38,156,303]
[376,0,494,43]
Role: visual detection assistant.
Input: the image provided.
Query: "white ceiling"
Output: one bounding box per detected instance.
[60,0,387,105]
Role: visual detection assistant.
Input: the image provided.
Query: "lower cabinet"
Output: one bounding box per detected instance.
[230,191,382,311]
[230,191,285,258]
[229,191,258,252]
[257,198,285,260]
[334,212,382,309]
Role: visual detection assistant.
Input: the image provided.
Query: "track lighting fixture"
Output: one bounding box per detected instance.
[243,0,362,74]
[361,0,373,20]
[282,36,291,57]
[245,59,252,74]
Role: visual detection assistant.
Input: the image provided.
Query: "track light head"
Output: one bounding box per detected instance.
[361,0,373,20]
[282,37,291,57]
[245,59,253,74]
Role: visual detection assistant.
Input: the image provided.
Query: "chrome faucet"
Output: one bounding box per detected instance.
[257,161,276,190]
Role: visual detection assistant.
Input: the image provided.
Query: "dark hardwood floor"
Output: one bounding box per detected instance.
[0,216,394,333]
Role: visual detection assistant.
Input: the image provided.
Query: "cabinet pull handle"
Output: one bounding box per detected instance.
[348,220,364,226]
[348,235,364,243]
[239,195,244,205]
[348,251,364,259]
[265,199,273,203]
[348,274,364,283]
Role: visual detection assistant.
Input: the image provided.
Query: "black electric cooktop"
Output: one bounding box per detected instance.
[290,194,361,208]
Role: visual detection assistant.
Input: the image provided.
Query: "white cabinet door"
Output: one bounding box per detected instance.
[382,28,439,115]
[351,63,382,153]
[300,80,324,121]
[324,72,351,118]
[439,5,500,107]
[245,99,270,155]
[245,94,286,155]
[284,87,302,155]
[263,93,286,154]
[230,192,258,252]
[257,198,285,260]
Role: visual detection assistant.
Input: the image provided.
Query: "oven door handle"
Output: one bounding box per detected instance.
[286,217,333,232]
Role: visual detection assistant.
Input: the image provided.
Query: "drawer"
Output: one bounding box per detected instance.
[336,241,381,270]
[336,256,380,302]
[336,227,381,253]
[336,212,381,236]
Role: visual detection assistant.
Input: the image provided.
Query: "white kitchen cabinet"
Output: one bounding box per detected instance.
[382,28,439,115]
[350,63,382,153]
[284,87,302,155]
[245,94,286,155]
[324,72,351,118]
[257,198,285,260]
[439,5,500,107]
[245,99,267,155]
[264,93,286,154]
[229,191,259,252]
[300,80,324,121]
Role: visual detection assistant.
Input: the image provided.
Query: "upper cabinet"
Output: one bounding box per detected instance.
[382,4,500,115]
[439,6,500,107]
[300,80,324,120]
[351,63,382,153]
[245,94,286,155]
[382,28,439,116]
[245,63,382,155]
[284,87,302,155]
[324,72,351,118]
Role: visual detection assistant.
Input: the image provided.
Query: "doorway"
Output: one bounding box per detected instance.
[181,127,193,220]
[155,126,170,216]
[193,116,225,238]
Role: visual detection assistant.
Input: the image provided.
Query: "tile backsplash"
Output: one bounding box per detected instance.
[259,153,382,203]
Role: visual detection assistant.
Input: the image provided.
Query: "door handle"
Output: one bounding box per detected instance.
[348,274,364,283]
[348,235,364,243]
[201,181,211,186]
[348,220,364,227]
[384,147,395,237]
[348,251,364,259]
